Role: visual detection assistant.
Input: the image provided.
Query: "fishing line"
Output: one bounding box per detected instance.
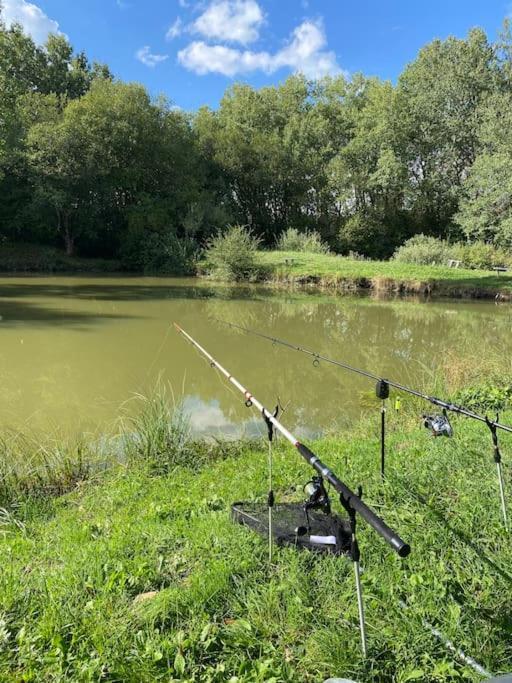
[213,318,511,528]
[145,322,173,378]
[213,318,512,435]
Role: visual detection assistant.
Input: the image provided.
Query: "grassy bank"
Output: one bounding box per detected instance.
[1,403,511,681]
[258,252,512,299]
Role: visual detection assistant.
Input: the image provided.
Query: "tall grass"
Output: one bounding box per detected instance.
[0,430,99,506]
[122,387,192,473]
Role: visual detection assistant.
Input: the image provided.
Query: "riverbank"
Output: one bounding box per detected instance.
[3,244,512,301]
[1,402,511,681]
[0,243,120,273]
[258,251,512,299]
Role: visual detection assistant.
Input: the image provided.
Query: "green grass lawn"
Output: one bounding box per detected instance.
[1,412,511,682]
[259,251,512,296]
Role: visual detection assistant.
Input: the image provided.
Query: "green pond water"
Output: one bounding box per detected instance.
[0,276,510,438]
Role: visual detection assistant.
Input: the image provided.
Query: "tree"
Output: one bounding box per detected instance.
[396,29,496,235]
[194,75,345,243]
[25,80,200,256]
[327,76,410,256]
[0,12,111,244]
[455,93,512,248]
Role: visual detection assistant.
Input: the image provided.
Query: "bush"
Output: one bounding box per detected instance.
[455,241,512,270]
[392,235,458,265]
[393,235,512,270]
[204,225,262,282]
[337,214,391,259]
[120,230,199,274]
[453,382,512,413]
[276,228,330,254]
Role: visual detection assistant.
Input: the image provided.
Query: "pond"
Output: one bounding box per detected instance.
[0,276,510,438]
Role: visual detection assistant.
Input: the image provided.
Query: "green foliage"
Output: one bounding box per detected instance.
[338,213,393,259]
[393,235,512,270]
[456,241,512,270]
[396,28,496,235]
[2,16,512,269]
[204,225,262,281]
[276,228,330,254]
[121,230,199,275]
[123,389,193,474]
[455,94,512,249]
[453,382,512,412]
[393,235,458,266]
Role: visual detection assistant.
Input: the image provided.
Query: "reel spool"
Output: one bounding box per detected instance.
[423,409,453,438]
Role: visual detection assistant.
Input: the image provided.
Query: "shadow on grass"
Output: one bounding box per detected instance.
[390,476,512,586]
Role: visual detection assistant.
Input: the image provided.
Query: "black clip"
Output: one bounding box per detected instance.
[485,413,502,464]
[262,406,279,442]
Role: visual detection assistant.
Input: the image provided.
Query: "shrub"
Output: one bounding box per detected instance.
[453,382,512,413]
[337,214,390,259]
[276,228,330,254]
[392,235,458,265]
[204,225,262,282]
[455,241,512,270]
[121,230,199,275]
[393,235,512,270]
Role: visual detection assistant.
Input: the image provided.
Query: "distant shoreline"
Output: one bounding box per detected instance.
[2,244,512,301]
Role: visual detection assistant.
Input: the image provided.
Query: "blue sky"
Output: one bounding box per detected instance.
[2,0,510,110]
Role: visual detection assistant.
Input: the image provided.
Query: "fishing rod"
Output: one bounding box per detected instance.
[214,319,510,529]
[174,323,411,656]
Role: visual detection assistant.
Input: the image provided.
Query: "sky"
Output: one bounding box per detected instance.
[1,0,511,111]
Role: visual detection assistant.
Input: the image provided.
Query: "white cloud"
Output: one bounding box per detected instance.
[166,17,183,41]
[192,0,264,45]
[136,46,169,67]
[2,0,62,44]
[178,19,341,79]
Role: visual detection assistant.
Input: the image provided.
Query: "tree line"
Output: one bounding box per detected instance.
[1,9,512,270]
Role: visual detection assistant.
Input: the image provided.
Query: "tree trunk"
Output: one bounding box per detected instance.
[63,213,74,256]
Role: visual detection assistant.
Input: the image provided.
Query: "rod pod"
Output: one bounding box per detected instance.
[174,323,410,558]
[175,323,411,657]
[263,406,279,563]
[376,381,389,479]
[486,416,509,530]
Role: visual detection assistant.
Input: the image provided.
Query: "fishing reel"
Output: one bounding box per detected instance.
[423,409,453,438]
[300,476,331,533]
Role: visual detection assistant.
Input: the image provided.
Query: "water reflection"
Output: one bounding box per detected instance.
[0,276,510,436]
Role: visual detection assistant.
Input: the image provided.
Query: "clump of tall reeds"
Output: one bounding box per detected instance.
[0,430,99,506]
[121,385,192,473]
